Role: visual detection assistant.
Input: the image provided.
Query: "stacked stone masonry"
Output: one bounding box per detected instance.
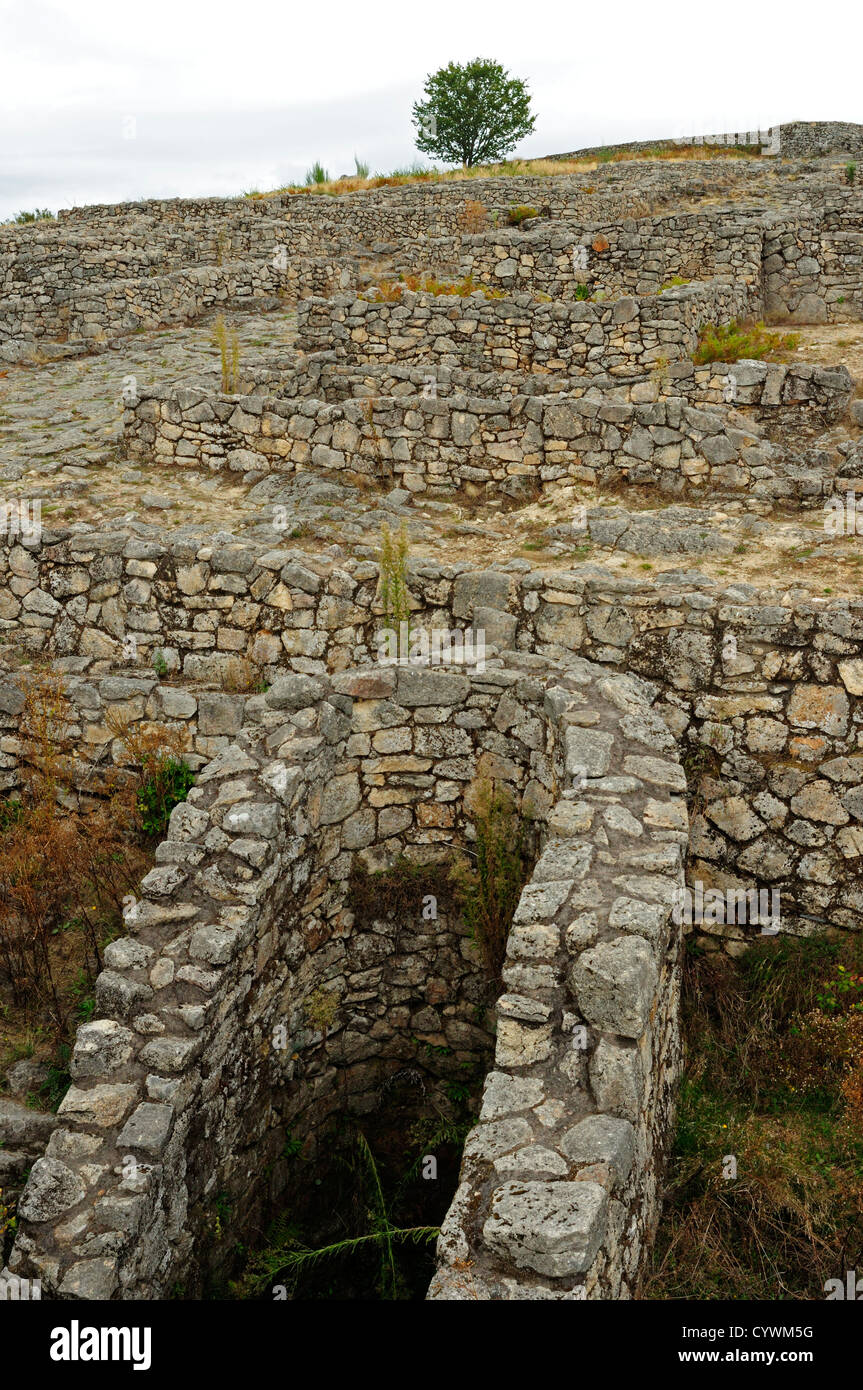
[4,658,683,1301]
[4,136,863,1303]
[122,353,854,503]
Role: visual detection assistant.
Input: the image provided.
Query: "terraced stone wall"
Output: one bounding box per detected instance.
[457,213,764,303]
[121,367,845,504]
[296,280,754,373]
[4,532,863,945]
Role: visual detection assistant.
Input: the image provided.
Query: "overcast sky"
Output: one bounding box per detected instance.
[0,0,860,221]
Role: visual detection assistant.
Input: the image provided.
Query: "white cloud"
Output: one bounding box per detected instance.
[0,0,860,219]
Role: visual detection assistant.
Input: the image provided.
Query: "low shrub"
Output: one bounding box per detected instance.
[507,204,539,225]
[457,199,488,233]
[694,319,800,365]
[135,754,195,838]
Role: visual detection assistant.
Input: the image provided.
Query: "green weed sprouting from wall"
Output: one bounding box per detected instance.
[136,756,195,838]
[302,986,340,1034]
[378,522,412,653]
[452,778,532,982]
[213,314,241,392]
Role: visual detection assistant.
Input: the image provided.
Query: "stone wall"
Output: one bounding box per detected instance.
[121,366,847,503]
[6,528,863,942]
[296,280,754,374]
[266,353,853,427]
[4,654,685,1301]
[548,121,863,162]
[762,208,863,323]
[0,666,252,798]
[430,658,685,1298]
[51,179,657,244]
[457,213,764,304]
[0,256,355,360]
[5,165,861,364]
[778,121,863,160]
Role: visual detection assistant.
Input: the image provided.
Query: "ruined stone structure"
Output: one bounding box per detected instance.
[2,129,862,1301]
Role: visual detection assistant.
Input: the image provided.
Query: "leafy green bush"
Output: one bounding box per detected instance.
[305,162,330,186]
[136,756,195,837]
[573,283,591,300]
[846,162,857,186]
[12,209,54,223]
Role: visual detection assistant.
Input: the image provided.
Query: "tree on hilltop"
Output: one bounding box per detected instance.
[412,59,536,168]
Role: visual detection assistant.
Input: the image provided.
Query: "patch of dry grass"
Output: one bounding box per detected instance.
[645,936,863,1300]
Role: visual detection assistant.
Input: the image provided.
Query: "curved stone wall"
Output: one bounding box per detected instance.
[430,659,685,1299]
[5,654,685,1301]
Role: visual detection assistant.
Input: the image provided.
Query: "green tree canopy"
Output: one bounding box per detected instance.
[412,58,536,168]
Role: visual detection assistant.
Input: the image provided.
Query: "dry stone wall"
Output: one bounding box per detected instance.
[296,280,754,374]
[550,120,863,162]
[777,121,863,159]
[430,658,685,1298]
[4,149,863,1304]
[5,171,862,366]
[5,525,863,943]
[0,256,355,359]
[457,213,764,303]
[5,656,684,1302]
[122,362,849,504]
